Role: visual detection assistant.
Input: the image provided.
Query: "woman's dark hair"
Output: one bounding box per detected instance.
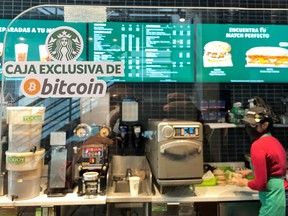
[260,113,274,133]
[252,96,279,123]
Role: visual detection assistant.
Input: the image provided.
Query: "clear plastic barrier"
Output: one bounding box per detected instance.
[0,4,287,206]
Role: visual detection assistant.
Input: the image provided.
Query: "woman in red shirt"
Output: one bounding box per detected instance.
[236,107,288,216]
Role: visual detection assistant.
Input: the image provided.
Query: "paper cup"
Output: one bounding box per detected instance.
[0,42,3,66]
[39,45,50,62]
[129,176,140,196]
[15,43,28,62]
[0,43,3,57]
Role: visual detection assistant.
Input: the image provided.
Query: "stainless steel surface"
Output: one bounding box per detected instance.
[126,168,132,179]
[107,155,152,203]
[49,147,67,189]
[114,180,130,193]
[280,115,288,124]
[151,203,196,216]
[0,172,7,196]
[113,180,143,193]
[107,202,149,216]
[156,179,202,186]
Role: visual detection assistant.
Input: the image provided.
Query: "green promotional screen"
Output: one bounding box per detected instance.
[88,22,194,83]
[1,19,87,63]
[196,24,288,83]
[0,19,11,74]
[3,21,287,83]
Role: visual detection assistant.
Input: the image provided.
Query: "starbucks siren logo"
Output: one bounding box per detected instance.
[45,26,83,62]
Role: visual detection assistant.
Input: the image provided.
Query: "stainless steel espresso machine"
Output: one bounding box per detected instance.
[146,119,203,193]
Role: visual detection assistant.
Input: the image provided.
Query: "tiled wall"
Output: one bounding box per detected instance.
[1,0,288,162]
[206,83,288,162]
[107,82,288,162]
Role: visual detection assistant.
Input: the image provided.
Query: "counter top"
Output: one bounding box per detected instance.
[0,184,259,207]
[151,185,258,203]
[196,185,259,201]
[0,192,106,207]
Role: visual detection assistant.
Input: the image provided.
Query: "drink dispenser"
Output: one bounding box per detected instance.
[118,98,144,155]
[5,107,45,200]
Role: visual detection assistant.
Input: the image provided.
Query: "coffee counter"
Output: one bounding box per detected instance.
[0,184,259,207]
[0,191,106,207]
[152,184,259,203]
[0,162,258,207]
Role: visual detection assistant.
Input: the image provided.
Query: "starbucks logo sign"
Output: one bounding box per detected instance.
[3,25,124,99]
[45,26,83,62]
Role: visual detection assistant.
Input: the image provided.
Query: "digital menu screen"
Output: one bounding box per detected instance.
[196,24,288,83]
[89,22,194,83]
[0,19,87,81]
[0,19,11,72]
[4,21,287,84]
[1,19,87,62]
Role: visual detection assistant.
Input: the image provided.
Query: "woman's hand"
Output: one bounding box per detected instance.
[236,169,252,177]
[235,177,249,187]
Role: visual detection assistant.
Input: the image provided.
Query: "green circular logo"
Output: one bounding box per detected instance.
[45,26,83,62]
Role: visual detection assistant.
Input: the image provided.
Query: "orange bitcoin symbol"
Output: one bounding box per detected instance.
[23,78,41,96]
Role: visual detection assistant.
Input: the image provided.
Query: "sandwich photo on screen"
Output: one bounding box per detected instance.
[203,41,233,67]
[245,46,288,67]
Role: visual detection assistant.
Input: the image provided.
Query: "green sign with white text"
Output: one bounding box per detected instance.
[196,24,288,83]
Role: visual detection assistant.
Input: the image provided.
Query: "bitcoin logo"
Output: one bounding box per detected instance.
[22,78,41,97]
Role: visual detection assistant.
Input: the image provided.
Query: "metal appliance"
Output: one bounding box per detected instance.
[146,120,203,193]
[46,132,68,196]
[5,107,46,200]
[74,143,108,196]
[72,125,110,196]
[106,155,153,216]
[0,136,8,196]
[280,97,288,124]
[118,123,144,155]
[117,98,145,155]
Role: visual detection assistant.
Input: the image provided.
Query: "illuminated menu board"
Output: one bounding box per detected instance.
[0,19,87,81]
[89,22,194,83]
[0,19,10,71]
[196,24,288,83]
[1,19,87,62]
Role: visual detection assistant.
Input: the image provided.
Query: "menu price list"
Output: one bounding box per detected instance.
[91,22,194,82]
